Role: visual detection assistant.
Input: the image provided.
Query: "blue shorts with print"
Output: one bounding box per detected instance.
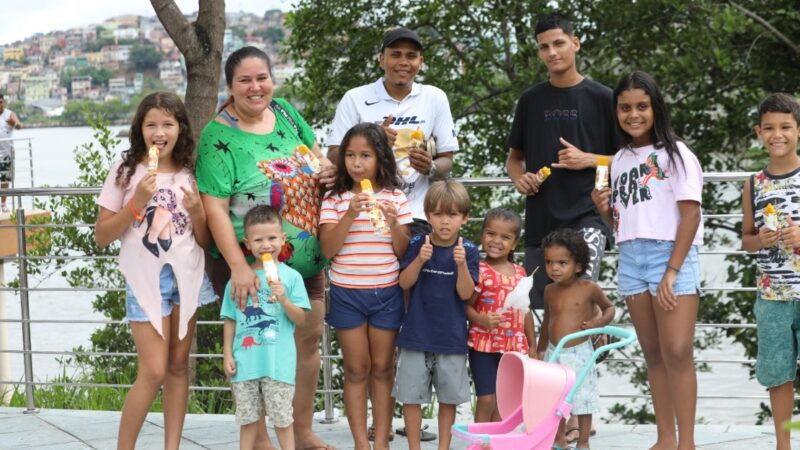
[326,283,404,330]
[755,296,800,388]
[125,264,217,322]
[617,239,700,297]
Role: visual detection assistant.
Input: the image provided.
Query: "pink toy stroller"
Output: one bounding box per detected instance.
[452,326,636,450]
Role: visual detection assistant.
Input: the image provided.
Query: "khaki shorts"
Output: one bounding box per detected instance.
[393,348,470,405]
[231,377,294,428]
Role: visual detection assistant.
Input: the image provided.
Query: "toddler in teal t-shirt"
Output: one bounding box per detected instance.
[221,205,310,449]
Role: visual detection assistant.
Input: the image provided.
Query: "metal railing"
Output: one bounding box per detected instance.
[0,173,766,418]
[0,137,35,210]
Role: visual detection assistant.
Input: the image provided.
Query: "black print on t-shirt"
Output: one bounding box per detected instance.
[543,109,578,121]
[612,158,668,208]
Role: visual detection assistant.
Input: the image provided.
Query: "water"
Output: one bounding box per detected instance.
[0,127,768,424]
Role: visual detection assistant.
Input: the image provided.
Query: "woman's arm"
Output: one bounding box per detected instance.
[202,193,259,309]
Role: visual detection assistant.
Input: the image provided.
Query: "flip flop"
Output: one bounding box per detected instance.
[367,424,394,442]
[395,424,437,441]
[565,426,580,444]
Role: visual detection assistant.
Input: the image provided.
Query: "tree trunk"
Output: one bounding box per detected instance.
[150,0,225,386]
[150,0,225,143]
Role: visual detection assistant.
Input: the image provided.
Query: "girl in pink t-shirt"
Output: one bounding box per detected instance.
[466,207,536,423]
[592,71,702,450]
[95,92,215,450]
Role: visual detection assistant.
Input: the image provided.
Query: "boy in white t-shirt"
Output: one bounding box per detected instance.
[327,27,459,238]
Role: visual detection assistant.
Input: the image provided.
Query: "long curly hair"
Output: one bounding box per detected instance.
[330,122,403,194]
[115,92,195,188]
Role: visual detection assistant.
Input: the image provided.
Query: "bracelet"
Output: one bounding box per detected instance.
[128,199,144,221]
[667,264,680,273]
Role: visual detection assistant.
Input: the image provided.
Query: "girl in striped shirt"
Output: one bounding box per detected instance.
[319,122,412,449]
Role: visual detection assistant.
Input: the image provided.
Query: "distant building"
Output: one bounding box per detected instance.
[133,73,144,93]
[272,63,300,87]
[115,26,139,42]
[101,45,131,63]
[22,74,58,102]
[3,48,24,62]
[159,60,185,92]
[71,75,92,99]
[108,77,127,98]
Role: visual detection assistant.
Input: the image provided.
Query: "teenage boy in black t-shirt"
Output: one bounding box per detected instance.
[506,12,619,311]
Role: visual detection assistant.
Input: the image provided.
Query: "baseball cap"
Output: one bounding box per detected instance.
[381,27,423,51]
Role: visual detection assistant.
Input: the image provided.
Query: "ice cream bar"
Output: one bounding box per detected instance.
[410,127,424,148]
[147,145,159,173]
[261,253,279,283]
[764,203,779,231]
[595,156,609,190]
[536,166,551,183]
[360,179,389,235]
[296,144,321,173]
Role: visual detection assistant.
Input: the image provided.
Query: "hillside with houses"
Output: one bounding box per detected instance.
[0,9,295,125]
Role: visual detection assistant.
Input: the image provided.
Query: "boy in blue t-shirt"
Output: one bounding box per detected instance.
[396,179,480,450]
[221,205,310,450]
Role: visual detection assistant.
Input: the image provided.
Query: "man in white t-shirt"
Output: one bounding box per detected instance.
[327,27,459,237]
[0,94,22,213]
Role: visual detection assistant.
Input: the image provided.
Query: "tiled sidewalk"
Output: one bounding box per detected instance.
[0,406,786,449]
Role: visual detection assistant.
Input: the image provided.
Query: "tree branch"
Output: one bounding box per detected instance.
[728,0,799,55]
[150,0,198,56]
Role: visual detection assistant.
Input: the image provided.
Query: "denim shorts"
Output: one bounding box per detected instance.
[755,296,800,388]
[125,264,218,322]
[617,239,701,297]
[325,283,404,330]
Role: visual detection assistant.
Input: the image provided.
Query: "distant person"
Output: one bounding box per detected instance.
[319,123,412,449]
[222,205,310,450]
[593,71,703,450]
[0,93,22,213]
[396,180,480,450]
[327,26,459,238]
[535,229,615,450]
[466,207,537,423]
[740,93,800,450]
[94,92,217,450]
[195,46,336,450]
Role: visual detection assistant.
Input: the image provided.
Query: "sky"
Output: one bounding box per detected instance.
[0,0,292,46]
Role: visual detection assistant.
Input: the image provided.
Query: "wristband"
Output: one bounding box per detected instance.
[667,264,680,273]
[128,199,144,221]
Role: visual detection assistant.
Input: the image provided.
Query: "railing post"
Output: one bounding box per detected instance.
[320,323,337,423]
[16,208,36,413]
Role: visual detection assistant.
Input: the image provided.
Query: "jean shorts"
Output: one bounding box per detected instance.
[755,296,800,388]
[617,239,700,297]
[325,283,404,330]
[125,264,218,322]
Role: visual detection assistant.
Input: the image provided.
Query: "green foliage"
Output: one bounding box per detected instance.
[61,100,131,125]
[129,44,162,72]
[284,0,800,423]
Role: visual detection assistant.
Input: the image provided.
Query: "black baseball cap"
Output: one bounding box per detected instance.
[381,27,423,51]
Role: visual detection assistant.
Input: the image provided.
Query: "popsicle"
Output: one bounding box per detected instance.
[410,127,424,148]
[595,156,609,190]
[360,179,389,235]
[764,203,779,231]
[262,253,279,283]
[536,166,551,183]
[296,144,321,173]
[147,145,159,173]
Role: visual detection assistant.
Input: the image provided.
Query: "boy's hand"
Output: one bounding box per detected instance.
[381,115,397,147]
[758,226,780,248]
[552,138,594,170]
[453,237,466,266]
[513,172,541,196]
[418,235,433,262]
[781,218,800,249]
[591,187,611,216]
[537,350,547,361]
[223,354,236,378]
[528,347,538,359]
[268,278,286,303]
[480,311,502,330]
[581,317,603,330]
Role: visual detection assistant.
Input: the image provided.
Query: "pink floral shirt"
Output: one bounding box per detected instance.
[468,261,530,353]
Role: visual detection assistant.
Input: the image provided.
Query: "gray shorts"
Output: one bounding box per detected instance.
[393,348,470,405]
[231,377,294,428]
